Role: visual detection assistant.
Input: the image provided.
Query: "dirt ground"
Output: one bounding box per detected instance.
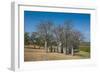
[24,47,90,61]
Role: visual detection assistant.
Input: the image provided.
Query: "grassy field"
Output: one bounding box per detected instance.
[24,45,90,61]
[79,46,90,53]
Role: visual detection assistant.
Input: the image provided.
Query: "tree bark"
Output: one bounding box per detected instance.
[61,44,63,53]
[50,45,53,52]
[45,41,47,52]
[71,46,74,56]
[58,42,61,53]
[65,45,68,55]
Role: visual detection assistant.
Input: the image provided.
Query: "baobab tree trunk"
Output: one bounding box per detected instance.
[34,44,36,49]
[65,45,68,55]
[50,45,53,52]
[56,42,59,53]
[66,48,68,55]
[56,46,58,52]
[71,46,74,56]
[45,41,48,52]
[58,42,61,53]
[61,44,63,53]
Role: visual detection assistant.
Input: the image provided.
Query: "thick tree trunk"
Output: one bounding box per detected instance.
[58,42,61,53]
[65,46,68,55]
[61,44,63,53]
[50,45,53,52]
[54,47,56,52]
[71,46,74,56]
[65,42,68,54]
[66,48,68,55]
[56,42,59,53]
[45,41,47,52]
[56,45,58,53]
[34,44,35,49]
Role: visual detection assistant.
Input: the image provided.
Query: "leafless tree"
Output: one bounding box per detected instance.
[36,20,53,52]
[53,25,64,53]
[34,20,84,55]
[63,20,84,55]
[63,20,73,55]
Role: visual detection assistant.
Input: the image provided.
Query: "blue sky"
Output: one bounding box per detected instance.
[24,11,90,42]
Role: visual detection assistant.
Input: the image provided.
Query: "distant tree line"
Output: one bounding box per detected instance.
[24,20,84,55]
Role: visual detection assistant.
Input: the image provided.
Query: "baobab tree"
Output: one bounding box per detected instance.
[34,20,84,55]
[63,20,84,55]
[63,20,74,55]
[72,30,84,52]
[36,20,53,52]
[53,25,64,53]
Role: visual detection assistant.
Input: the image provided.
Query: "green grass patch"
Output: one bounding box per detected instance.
[79,46,90,53]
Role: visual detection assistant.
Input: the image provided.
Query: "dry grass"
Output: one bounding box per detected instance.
[24,46,90,61]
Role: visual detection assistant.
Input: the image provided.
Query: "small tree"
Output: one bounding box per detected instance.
[30,32,38,48]
[24,32,30,45]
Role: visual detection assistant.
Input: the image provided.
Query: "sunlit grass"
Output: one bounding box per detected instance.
[79,46,90,53]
